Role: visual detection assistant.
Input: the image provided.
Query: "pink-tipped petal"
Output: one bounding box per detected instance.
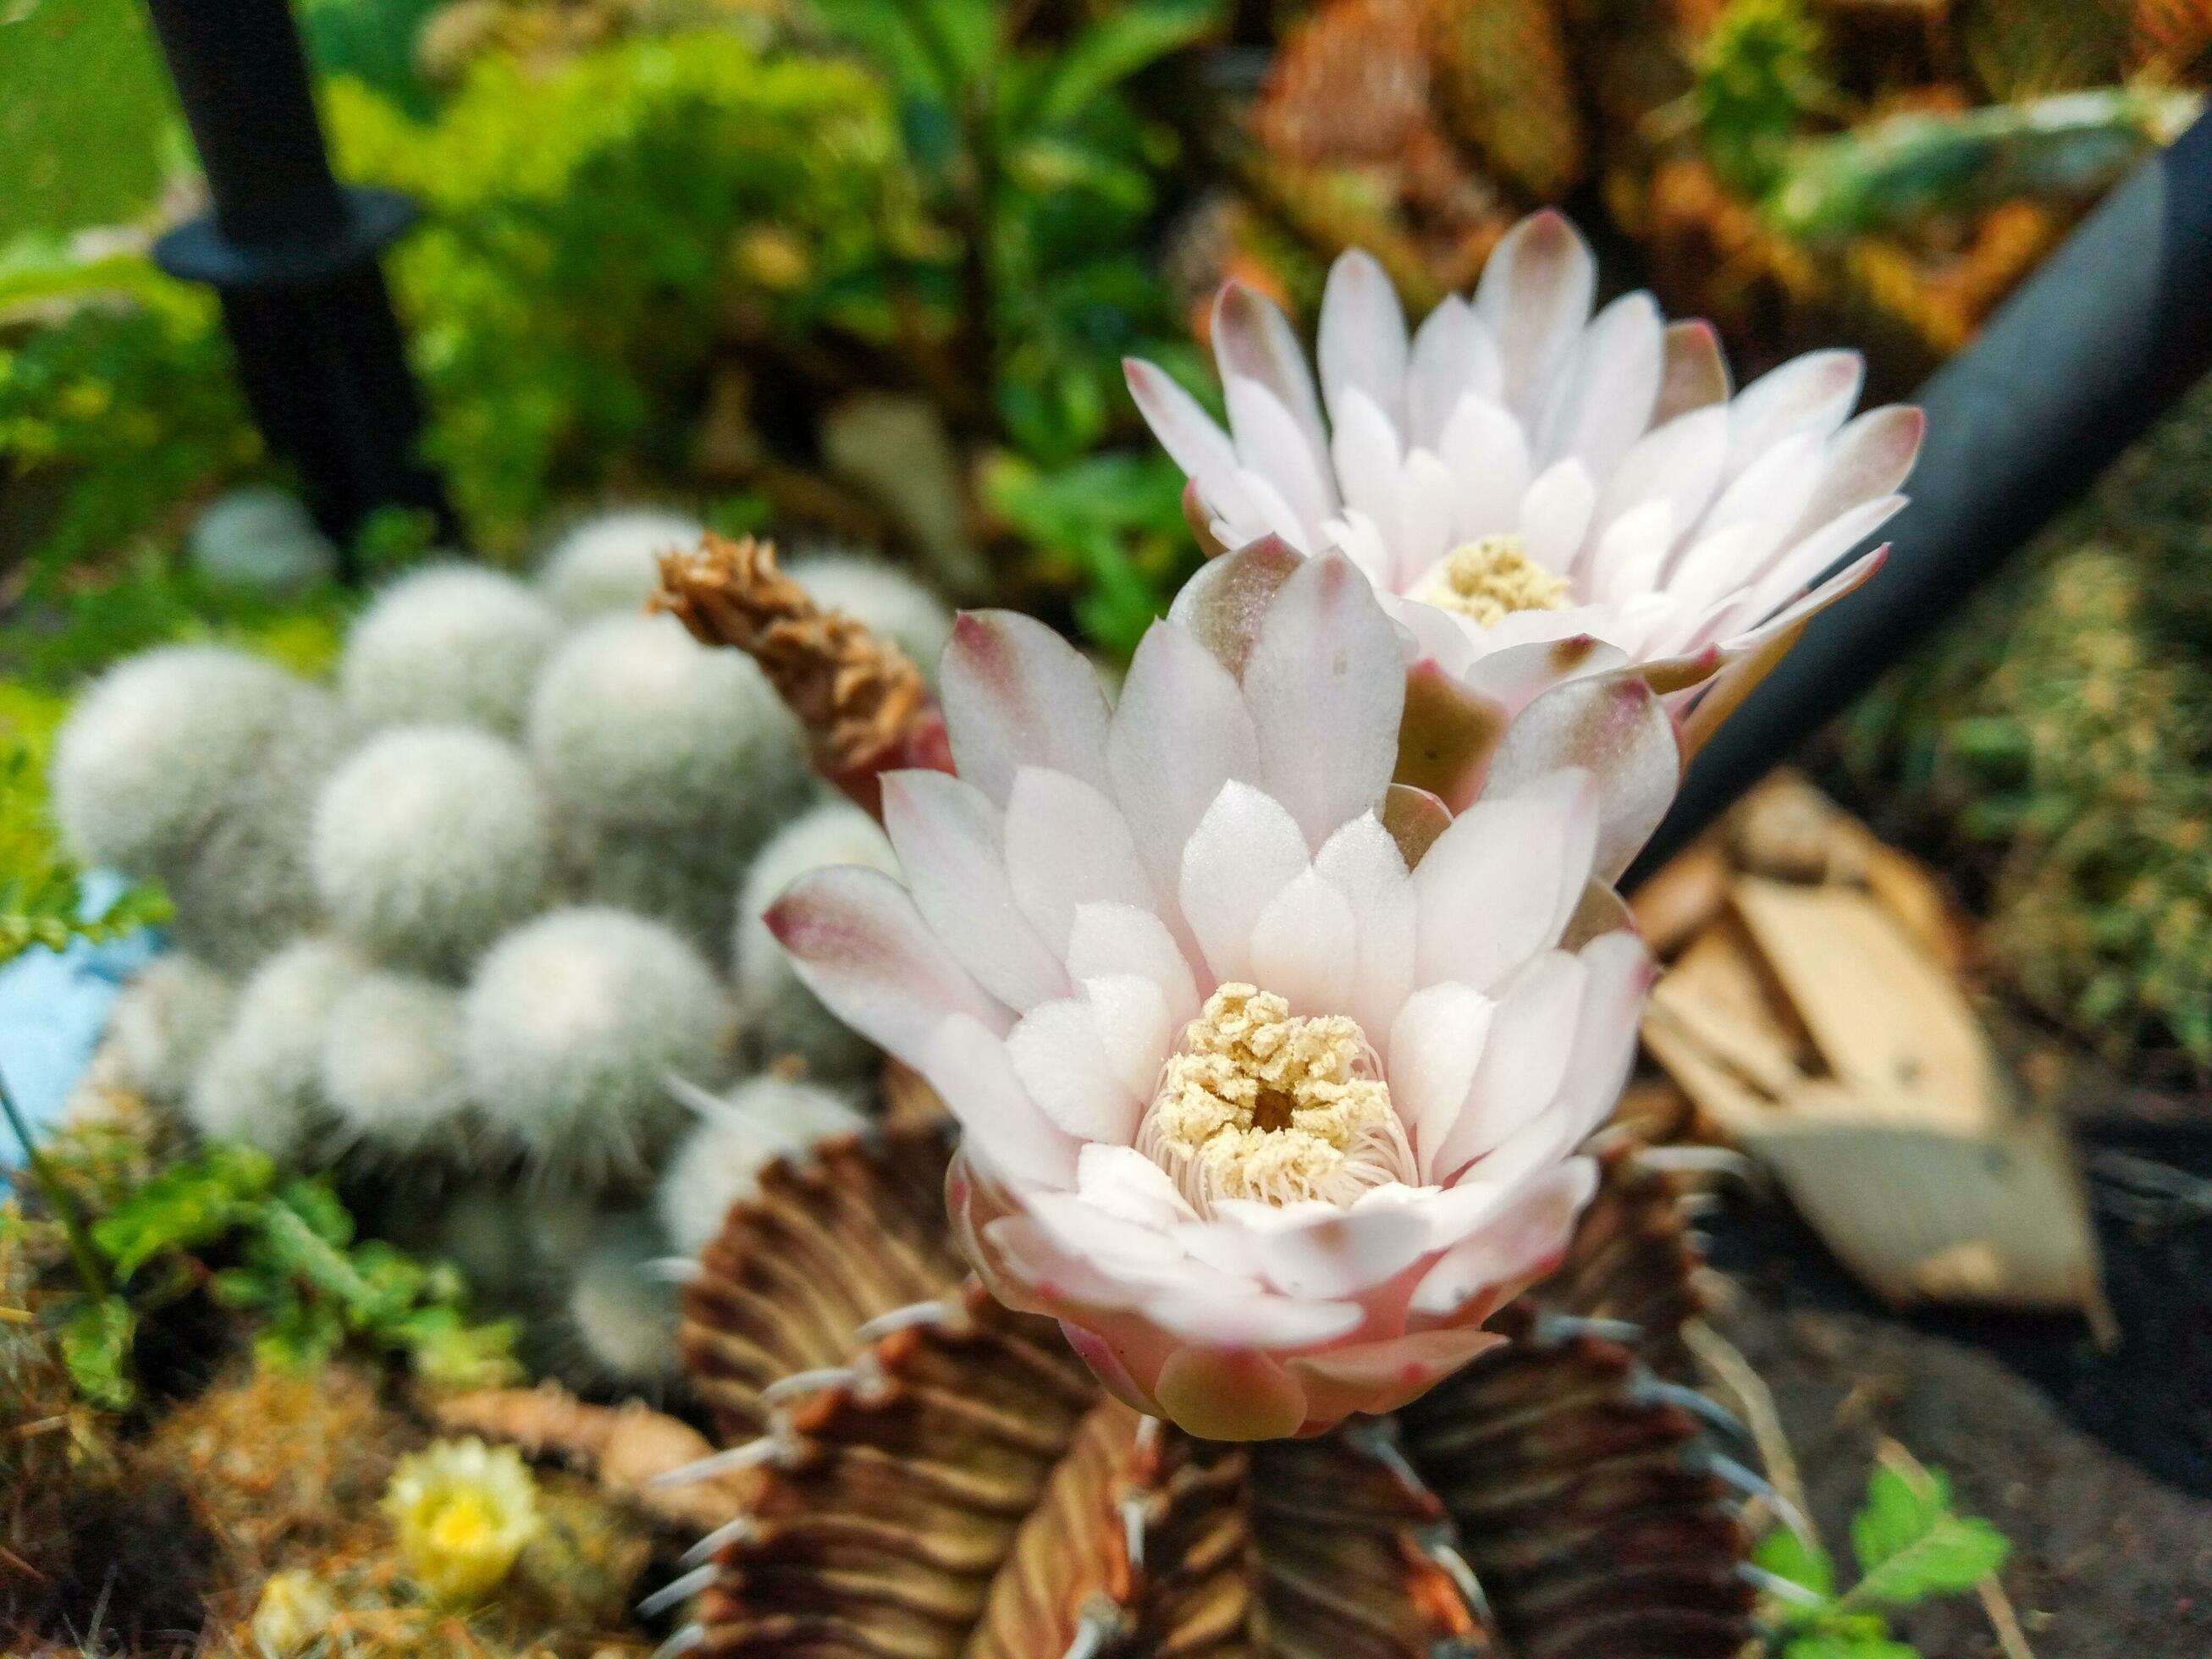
[1318,248,1411,430]
[1534,290,1664,480]
[880,769,1070,1013]
[769,864,1012,1062]
[1482,670,1678,885]
[1652,318,1731,423]
[1125,356,1248,517]
[1475,208,1597,421]
[1387,979,1496,1155]
[1169,535,1306,679]
[1726,348,1863,476]
[1076,1142,1200,1228]
[1789,404,1924,541]
[1227,377,1338,532]
[924,1015,1079,1187]
[941,609,1113,804]
[1212,280,1330,475]
[1553,929,1655,1137]
[1208,1202,1435,1299]
[1409,1157,1597,1317]
[1432,949,1588,1177]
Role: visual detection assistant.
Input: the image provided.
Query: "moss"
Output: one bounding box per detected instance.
[1835,375,2212,1071]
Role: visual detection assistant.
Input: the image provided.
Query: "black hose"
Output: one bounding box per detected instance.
[1627,111,2212,886]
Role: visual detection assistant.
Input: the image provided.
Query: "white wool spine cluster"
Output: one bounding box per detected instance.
[52,646,340,973]
[320,970,478,1160]
[339,563,560,736]
[108,955,235,1106]
[310,725,555,974]
[534,508,704,620]
[185,938,365,1161]
[462,907,731,1181]
[561,1210,681,1385]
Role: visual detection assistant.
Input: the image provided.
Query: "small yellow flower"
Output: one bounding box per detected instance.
[383,1437,542,1606]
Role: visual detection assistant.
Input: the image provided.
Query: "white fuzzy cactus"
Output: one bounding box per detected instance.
[534,509,704,620]
[656,1073,869,1254]
[562,1210,681,1384]
[339,563,561,736]
[527,613,808,838]
[320,970,477,1159]
[52,648,339,969]
[108,955,234,1107]
[462,907,731,1182]
[732,800,898,1078]
[310,726,556,974]
[786,548,954,684]
[185,938,365,1161]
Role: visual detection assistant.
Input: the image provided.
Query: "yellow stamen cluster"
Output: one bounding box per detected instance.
[1420,534,1573,626]
[1142,984,1408,1208]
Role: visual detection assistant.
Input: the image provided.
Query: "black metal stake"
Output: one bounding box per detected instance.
[1629,112,2212,886]
[143,0,455,576]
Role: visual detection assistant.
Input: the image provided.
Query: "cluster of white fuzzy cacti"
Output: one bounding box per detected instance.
[66,504,953,1386]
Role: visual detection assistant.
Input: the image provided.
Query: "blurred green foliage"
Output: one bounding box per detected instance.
[0,253,259,592]
[0,0,175,240]
[50,1141,520,1410]
[2,3,1216,642]
[328,30,913,545]
[1838,376,2212,1071]
[1692,0,1834,201]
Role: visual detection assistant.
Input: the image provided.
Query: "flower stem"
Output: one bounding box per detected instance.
[0,1063,112,1304]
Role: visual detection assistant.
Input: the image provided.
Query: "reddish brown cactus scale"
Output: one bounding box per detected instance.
[676,1130,1756,1657]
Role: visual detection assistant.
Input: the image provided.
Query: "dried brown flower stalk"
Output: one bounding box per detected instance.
[674,1126,1760,1657]
[653,533,952,813]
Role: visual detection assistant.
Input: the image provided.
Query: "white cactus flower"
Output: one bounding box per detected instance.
[770,549,1671,1439]
[1126,208,1921,754]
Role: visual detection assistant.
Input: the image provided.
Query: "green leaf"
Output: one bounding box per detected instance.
[91,1144,275,1279]
[59,1296,137,1411]
[1030,0,1223,129]
[1847,1464,2011,1609]
[1782,1635,1923,1659]
[1754,1524,1838,1601]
